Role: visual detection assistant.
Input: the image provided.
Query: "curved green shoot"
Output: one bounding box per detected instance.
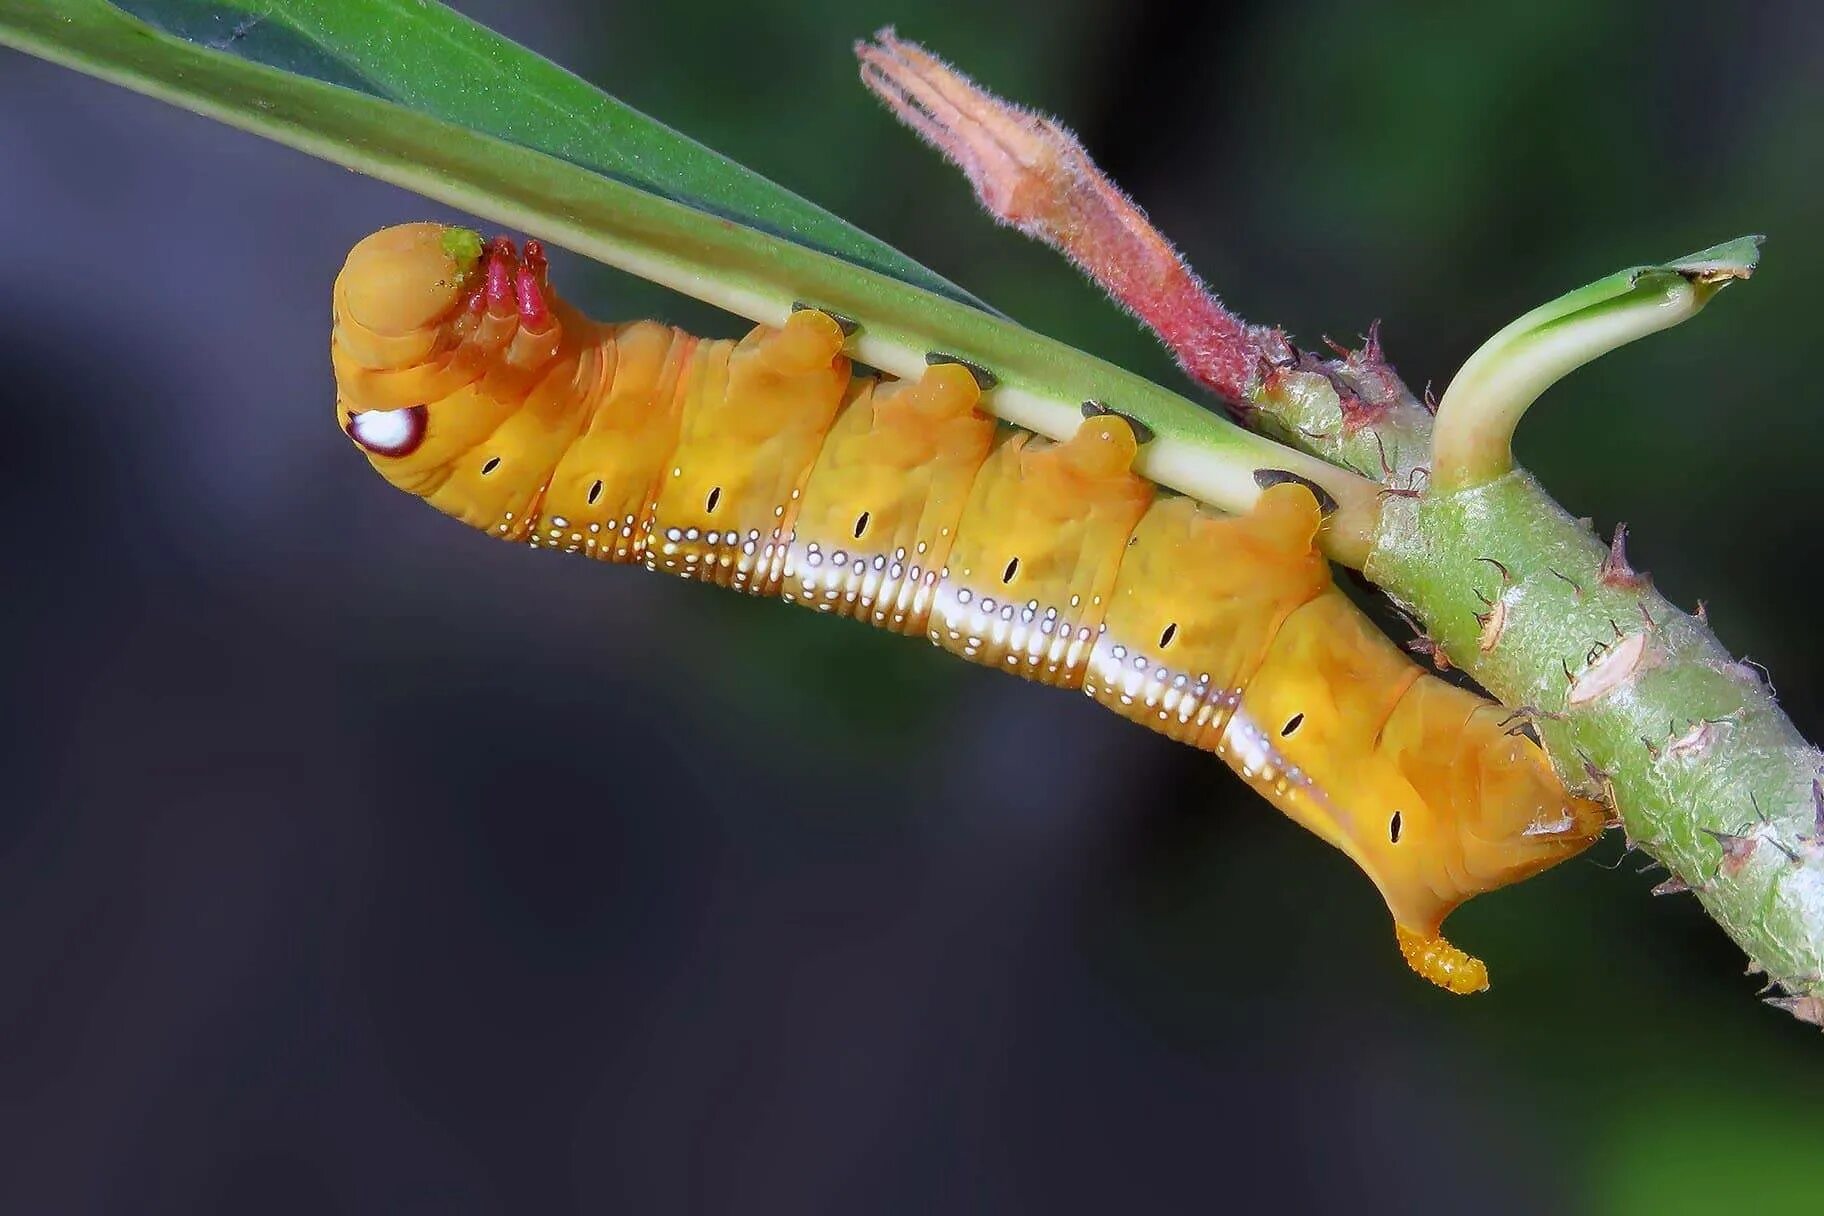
[1431,236,1761,493]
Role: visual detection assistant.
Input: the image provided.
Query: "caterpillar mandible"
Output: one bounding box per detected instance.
[333,223,1607,994]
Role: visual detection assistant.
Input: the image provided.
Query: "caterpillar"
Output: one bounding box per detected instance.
[333,223,1606,994]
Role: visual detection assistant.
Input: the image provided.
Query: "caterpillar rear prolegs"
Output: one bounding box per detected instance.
[1398,926,1491,995]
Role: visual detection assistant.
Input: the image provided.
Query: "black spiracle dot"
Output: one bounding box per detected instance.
[705,486,721,513]
[1159,622,1177,649]
[1389,811,1403,844]
[854,511,870,539]
[1280,713,1304,737]
[587,480,603,505]
[481,456,501,476]
[1002,556,1020,584]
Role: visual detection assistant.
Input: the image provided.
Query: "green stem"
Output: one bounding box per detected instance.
[1267,244,1824,1024]
[1371,473,1824,1015]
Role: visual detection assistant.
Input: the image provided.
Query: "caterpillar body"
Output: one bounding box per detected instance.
[334,223,1605,993]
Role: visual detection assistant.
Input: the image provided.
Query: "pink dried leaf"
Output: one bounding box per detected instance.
[856,29,1279,407]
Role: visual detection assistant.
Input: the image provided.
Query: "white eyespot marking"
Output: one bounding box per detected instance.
[346,404,428,457]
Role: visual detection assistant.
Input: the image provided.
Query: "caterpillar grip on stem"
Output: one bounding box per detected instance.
[332,223,1607,994]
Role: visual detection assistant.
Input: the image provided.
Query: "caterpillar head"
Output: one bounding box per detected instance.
[337,222,480,344]
[333,224,563,479]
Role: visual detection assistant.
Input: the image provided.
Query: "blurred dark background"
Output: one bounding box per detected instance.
[3,2,1821,1212]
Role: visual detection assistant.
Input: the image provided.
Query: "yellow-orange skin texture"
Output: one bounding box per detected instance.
[334,224,1606,994]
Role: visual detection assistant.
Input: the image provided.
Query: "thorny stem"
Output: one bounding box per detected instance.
[866,34,1824,1025]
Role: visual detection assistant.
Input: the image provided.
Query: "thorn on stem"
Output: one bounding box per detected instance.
[1475,599,1507,653]
[1663,718,1724,762]
[1405,637,1452,671]
[1703,828,1759,878]
[1763,994,1824,1027]
[1568,631,1657,708]
[1599,522,1652,590]
[1392,606,1452,672]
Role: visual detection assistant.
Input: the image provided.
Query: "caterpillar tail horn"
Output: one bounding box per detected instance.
[1396,925,1491,995]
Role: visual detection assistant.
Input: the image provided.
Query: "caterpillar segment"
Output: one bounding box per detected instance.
[538,321,693,563]
[648,309,854,592]
[334,223,1608,994]
[929,414,1153,686]
[783,361,997,633]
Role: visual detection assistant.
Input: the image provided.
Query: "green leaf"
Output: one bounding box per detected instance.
[101,0,988,309]
[0,0,1378,557]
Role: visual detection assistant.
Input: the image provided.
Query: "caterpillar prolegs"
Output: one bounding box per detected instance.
[333,224,1607,994]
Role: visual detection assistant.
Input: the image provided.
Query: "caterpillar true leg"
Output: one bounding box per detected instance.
[513,240,553,331]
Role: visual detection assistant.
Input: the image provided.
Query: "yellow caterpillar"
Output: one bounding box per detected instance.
[333,223,1606,993]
